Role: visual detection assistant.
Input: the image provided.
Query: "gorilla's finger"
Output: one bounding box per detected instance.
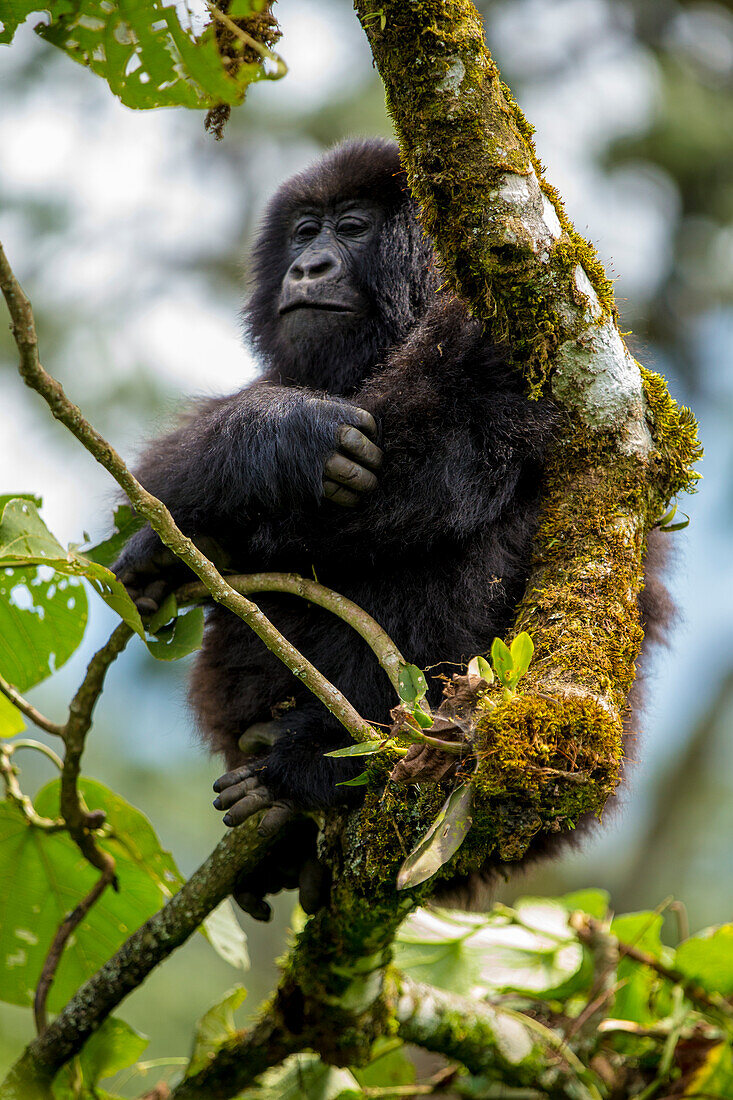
[213,765,257,793]
[143,579,168,605]
[324,453,378,493]
[345,407,378,441]
[213,776,261,810]
[337,425,384,470]
[135,596,160,616]
[233,889,272,922]
[222,788,274,826]
[257,799,296,839]
[323,479,361,508]
[238,720,282,754]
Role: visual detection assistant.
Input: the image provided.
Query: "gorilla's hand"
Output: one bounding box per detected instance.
[320,405,383,508]
[113,531,227,618]
[113,528,180,617]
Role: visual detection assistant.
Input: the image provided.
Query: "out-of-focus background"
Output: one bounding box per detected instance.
[1,0,732,1079]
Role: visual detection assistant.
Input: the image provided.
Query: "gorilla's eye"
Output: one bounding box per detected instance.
[337,216,370,237]
[293,219,320,243]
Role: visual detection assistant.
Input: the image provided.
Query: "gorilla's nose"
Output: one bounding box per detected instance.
[290,248,341,282]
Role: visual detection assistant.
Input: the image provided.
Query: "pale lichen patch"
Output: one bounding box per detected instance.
[551,319,652,455]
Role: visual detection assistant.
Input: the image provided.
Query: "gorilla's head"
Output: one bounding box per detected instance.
[244,139,437,394]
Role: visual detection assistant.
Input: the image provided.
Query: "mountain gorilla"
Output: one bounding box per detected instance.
[114,139,669,918]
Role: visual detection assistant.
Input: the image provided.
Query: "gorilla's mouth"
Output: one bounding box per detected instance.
[279,302,357,315]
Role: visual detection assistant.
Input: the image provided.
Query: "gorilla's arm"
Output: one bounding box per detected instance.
[113,382,382,603]
[320,306,558,554]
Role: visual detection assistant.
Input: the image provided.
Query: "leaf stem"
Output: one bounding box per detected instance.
[177,573,406,696]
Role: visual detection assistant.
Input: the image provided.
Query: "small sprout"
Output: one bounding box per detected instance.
[336,771,370,787]
[411,704,434,729]
[490,632,534,696]
[467,654,494,684]
[325,739,388,758]
[655,502,690,533]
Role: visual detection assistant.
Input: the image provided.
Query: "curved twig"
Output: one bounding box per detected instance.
[177,573,406,696]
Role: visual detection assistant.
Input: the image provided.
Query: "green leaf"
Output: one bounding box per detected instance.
[0,2,41,44]
[187,986,247,1078]
[0,779,184,1011]
[201,900,249,971]
[490,637,514,688]
[325,739,387,758]
[509,632,534,679]
[397,663,428,703]
[396,903,588,1000]
[145,605,205,661]
[411,705,434,728]
[0,694,25,738]
[397,783,473,890]
[82,505,145,568]
[336,771,370,787]
[0,565,88,691]
[467,654,494,684]
[79,1016,149,1087]
[675,924,733,996]
[560,888,610,920]
[0,498,201,662]
[236,1054,359,1100]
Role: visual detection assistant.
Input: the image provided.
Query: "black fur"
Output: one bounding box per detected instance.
[114,139,670,908]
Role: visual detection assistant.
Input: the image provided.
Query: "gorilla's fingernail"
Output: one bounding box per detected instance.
[223,813,234,827]
[212,779,222,792]
[213,797,222,809]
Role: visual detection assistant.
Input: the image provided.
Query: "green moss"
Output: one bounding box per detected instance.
[640,365,703,506]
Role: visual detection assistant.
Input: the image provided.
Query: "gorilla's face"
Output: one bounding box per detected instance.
[277,201,384,344]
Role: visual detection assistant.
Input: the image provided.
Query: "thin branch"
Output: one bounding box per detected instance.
[34,867,115,1035]
[3,816,279,1092]
[0,673,65,736]
[0,238,377,748]
[578,918,733,1022]
[60,622,131,875]
[178,572,406,696]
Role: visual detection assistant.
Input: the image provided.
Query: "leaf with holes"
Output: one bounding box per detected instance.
[0,498,202,662]
[0,565,88,692]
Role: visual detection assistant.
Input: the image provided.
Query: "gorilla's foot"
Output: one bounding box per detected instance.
[213,765,296,837]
